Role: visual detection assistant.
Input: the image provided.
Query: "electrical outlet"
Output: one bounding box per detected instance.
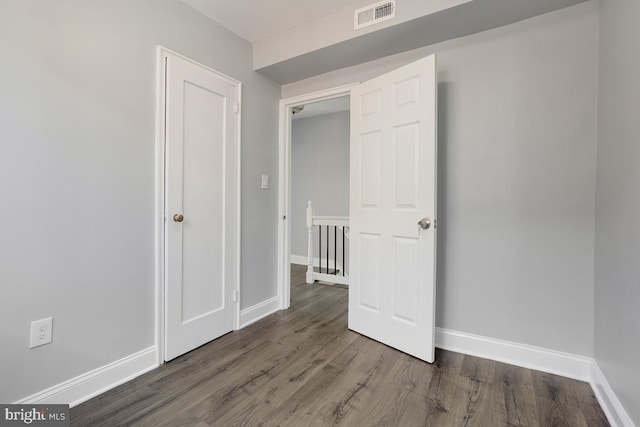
[30,317,53,348]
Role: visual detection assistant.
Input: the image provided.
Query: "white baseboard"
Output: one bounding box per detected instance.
[240,296,281,328]
[435,328,592,381]
[290,254,308,265]
[11,324,633,427]
[590,362,635,427]
[436,328,636,427]
[15,346,158,408]
[290,254,343,272]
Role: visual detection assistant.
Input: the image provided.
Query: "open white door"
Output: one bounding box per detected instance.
[164,52,240,361]
[349,55,437,363]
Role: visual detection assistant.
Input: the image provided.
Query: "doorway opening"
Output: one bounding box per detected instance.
[277,85,356,310]
[290,95,351,289]
[281,55,438,364]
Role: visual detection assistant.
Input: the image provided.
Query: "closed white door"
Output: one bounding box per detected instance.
[349,55,437,362]
[164,52,240,361]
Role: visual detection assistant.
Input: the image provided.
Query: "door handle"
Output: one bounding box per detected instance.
[173,214,184,223]
[418,217,431,230]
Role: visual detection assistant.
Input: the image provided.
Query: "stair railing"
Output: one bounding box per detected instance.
[306,201,349,285]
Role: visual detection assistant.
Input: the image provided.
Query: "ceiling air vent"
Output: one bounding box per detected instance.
[354,0,396,30]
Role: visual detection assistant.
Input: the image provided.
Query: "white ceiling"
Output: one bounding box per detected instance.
[182,0,370,42]
[291,96,350,120]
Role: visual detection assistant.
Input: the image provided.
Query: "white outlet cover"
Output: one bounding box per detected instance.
[30,317,53,348]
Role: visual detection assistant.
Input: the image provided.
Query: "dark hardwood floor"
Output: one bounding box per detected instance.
[71,265,609,426]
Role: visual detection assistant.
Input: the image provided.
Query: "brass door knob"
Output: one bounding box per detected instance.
[173,214,184,223]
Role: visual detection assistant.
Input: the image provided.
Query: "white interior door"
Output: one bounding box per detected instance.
[349,55,437,363]
[164,52,239,361]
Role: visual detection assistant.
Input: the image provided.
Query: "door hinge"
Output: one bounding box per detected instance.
[233,102,240,114]
[232,290,238,302]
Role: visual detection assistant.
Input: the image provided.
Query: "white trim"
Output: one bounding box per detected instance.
[291,255,349,286]
[277,84,358,311]
[234,81,243,333]
[435,328,592,381]
[591,361,635,427]
[239,296,281,328]
[155,46,242,364]
[311,216,350,227]
[15,347,157,408]
[290,254,310,265]
[290,254,343,271]
[154,46,167,367]
[436,328,637,426]
[313,272,349,286]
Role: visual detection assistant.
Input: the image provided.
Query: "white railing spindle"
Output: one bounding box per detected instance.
[306,201,314,284]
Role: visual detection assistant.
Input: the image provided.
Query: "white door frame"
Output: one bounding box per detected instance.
[277,84,357,310]
[155,46,242,364]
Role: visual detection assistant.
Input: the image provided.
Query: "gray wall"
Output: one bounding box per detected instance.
[284,2,598,356]
[291,112,350,258]
[594,0,640,423]
[0,0,279,402]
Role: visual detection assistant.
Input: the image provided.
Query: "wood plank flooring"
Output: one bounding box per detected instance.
[71,265,609,426]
